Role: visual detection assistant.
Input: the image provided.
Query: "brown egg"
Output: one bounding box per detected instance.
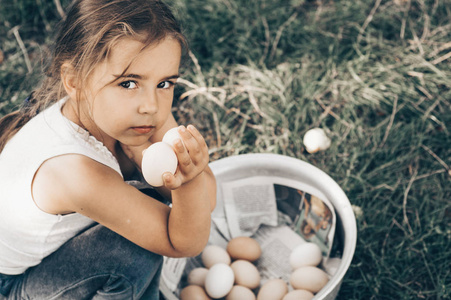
[187,267,209,287]
[227,237,261,262]
[180,285,211,300]
[290,266,329,293]
[257,279,288,300]
[226,285,256,300]
[231,260,261,289]
[282,289,314,300]
[201,245,231,268]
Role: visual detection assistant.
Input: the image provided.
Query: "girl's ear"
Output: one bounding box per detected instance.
[61,63,77,99]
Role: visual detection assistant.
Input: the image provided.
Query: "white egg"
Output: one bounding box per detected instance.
[162,127,184,148]
[204,263,235,299]
[289,242,323,270]
[141,142,178,187]
[303,128,331,153]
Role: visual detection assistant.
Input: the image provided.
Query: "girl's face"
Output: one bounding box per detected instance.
[78,37,181,149]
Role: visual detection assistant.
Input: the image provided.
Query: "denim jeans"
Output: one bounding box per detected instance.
[0,224,163,299]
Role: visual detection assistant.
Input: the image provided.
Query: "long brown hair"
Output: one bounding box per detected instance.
[0,0,187,152]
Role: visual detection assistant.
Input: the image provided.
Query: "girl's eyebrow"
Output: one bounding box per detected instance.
[162,74,180,81]
[113,73,180,81]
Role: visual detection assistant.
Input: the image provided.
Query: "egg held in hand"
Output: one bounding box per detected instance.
[162,127,185,148]
[141,142,178,187]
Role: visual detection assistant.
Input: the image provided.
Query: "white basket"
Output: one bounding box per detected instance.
[160,153,357,299]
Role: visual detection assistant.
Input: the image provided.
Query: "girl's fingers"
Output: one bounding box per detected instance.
[177,126,194,149]
[186,125,208,149]
[176,125,207,165]
[164,125,209,187]
[162,171,182,190]
[184,125,208,162]
[173,138,193,169]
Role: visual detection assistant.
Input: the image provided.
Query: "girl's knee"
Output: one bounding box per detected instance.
[83,225,163,280]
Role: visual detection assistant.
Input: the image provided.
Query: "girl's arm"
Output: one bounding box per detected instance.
[32,117,216,257]
[32,153,213,257]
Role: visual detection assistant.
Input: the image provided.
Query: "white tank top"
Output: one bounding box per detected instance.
[0,98,122,275]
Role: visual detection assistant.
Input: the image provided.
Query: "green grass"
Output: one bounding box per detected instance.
[1,0,450,299]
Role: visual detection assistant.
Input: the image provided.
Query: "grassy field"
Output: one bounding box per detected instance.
[1,0,450,299]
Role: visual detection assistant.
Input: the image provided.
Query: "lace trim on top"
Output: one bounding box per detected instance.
[55,98,119,167]
[72,126,118,165]
[56,101,119,165]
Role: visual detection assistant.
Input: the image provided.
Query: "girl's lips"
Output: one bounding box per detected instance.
[132,126,154,134]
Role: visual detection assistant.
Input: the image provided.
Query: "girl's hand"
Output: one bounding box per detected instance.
[163,125,209,190]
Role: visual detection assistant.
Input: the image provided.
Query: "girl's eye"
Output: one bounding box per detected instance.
[157,81,174,89]
[119,80,138,89]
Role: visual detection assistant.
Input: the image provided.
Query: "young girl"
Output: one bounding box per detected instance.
[0,0,216,299]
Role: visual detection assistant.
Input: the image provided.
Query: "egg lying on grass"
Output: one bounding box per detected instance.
[303,128,331,153]
[162,127,185,148]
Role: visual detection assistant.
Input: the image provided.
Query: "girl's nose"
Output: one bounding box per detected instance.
[138,90,158,115]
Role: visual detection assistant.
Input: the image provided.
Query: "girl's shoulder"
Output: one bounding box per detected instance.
[32,152,125,215]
